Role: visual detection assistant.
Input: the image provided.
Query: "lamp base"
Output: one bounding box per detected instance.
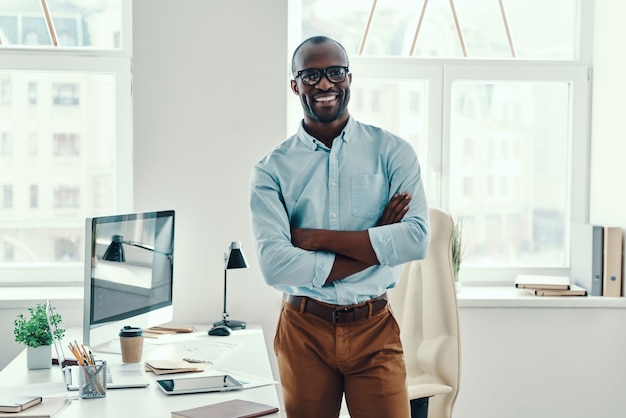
[213,319,246,330]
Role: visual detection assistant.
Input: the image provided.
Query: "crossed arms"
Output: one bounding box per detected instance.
[291,192,411,284]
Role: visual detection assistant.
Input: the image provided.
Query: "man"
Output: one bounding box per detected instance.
[250,36,429,418]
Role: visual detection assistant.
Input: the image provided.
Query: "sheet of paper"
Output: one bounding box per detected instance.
[180,340,242,363]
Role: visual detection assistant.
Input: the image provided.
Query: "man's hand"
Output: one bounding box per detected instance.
[377,192,411,226]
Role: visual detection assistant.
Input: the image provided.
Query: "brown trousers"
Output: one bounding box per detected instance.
[274,299,410,418]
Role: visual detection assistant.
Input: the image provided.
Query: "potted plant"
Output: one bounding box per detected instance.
[14,303,65,370]
[451,216,465,292]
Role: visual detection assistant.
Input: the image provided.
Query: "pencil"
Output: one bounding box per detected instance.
[68,342,105,394]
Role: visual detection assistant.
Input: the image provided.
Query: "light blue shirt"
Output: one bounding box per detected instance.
[250,117,429,305]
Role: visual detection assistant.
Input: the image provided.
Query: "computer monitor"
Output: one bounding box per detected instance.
[83,209,175,351]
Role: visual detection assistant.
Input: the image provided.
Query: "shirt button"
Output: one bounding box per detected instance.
[331,182,336,187]
[331,213,337,219]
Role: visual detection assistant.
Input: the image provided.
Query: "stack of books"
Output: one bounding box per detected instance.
[515,275,587,297]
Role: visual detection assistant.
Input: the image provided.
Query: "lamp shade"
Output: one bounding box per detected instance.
[225,241,247,270]
[102,234,172,263]
[103,234,125,262]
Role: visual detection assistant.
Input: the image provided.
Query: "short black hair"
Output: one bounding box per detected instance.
[291,36,349,75]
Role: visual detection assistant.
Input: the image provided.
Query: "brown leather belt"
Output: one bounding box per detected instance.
[284,293,388,324]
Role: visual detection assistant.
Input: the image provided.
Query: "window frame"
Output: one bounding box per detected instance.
[0,2,132,285]
[443,62,590,283]
[345,57,590,283]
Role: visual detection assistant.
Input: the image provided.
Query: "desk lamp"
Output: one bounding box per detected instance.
[212,241,248,330]
[103,234,171,262]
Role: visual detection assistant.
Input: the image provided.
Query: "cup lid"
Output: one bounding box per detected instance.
[119,325,143,337]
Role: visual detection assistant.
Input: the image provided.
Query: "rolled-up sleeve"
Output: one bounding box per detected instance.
[369,215,429,266]
[368,139,430,266]
[250,163,334,288]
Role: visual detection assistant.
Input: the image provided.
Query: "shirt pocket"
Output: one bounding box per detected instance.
[350,174,388,220]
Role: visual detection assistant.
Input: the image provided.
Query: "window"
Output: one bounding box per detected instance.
[3,241,14,261]
[0,1,121,48]
[2,184,12,208]
[0,1,131,284]
[1,79,11,104]
[29,185,38,208]
[53,185,80,209]
[28,82,37,105]
[52,83,79,106]
[0,132,12,156]
[53,133,80,156]
[28,133,38,156]
[296,0,592,283]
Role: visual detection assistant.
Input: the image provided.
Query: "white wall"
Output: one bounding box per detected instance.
[589,0,626,225]
[131,0,288,375]
[453,306,626,417]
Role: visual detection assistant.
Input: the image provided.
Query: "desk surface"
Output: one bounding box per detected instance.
[0,326,280,417]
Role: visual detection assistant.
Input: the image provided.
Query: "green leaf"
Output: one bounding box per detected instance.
[13,303,65,348]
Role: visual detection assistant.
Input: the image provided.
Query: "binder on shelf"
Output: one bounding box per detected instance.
[570,222,603,296]
[602,226,623,297]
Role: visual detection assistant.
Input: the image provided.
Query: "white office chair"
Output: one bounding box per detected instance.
[388,207,461,418]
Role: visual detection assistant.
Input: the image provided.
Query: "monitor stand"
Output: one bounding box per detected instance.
[90,338,122,355]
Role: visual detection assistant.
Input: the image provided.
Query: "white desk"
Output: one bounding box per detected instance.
[0,326,280,417]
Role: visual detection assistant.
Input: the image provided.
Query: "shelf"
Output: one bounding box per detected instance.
[0,286,82,308]
[457,285,626,308]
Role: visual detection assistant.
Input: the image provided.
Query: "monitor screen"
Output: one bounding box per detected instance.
[83,209,175,350]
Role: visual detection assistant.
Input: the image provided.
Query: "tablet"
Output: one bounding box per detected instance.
[156,375,243,395]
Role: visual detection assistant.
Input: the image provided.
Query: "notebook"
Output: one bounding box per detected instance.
[45,300,150,390]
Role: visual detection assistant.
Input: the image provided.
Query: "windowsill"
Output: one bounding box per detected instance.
[457,284,626,308]
[0,286,83,308]
[2,285,626,309]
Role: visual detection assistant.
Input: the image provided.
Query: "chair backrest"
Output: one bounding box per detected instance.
[388,207,460,418]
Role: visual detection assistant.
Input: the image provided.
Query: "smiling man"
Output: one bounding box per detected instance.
[250,36,430,418]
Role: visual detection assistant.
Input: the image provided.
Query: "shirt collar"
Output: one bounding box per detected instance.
[296,116,355,150]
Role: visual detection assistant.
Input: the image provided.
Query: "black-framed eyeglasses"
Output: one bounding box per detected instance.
[294,66,349,86]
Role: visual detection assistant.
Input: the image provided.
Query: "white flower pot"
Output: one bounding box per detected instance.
[27,345,52,370]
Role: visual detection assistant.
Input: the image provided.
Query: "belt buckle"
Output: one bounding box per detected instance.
[332,307,353,324]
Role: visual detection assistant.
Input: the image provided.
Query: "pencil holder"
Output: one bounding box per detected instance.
[78,360,107,399]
